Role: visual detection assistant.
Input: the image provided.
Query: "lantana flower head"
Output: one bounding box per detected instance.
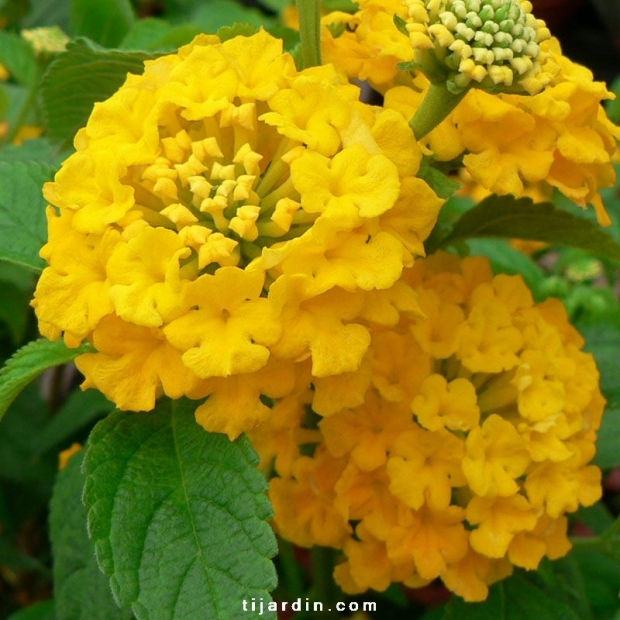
[252,252,605,601]
[404,0,553,94]
[32,30,443,438]
[323,0,619,223]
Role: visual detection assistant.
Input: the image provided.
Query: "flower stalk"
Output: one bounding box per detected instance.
[296,0,322,69]
[409,82,468,139]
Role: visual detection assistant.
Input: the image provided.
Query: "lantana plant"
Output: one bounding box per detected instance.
[1,0,620,618]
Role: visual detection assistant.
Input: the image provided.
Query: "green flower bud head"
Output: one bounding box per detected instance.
[22,26,69,55]
[404,0,553,94]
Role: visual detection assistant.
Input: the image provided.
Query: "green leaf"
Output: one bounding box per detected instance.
[0,385,55,504]
[441,570,582,620]
[83,399,278,620]
[577,319,620,468]
[571,549,620,616]
[22,0,71,32]
[393,13,409,36]
[190,0,274,32]
[50,449,132,620]
[31,389,113,457]
[0,160,55,272]
[575,502,616,535]
[0,31,38,86]
[119,17,199,51]
[6,600,56,620]
[217,22,260,43]
[0,139,66,166]
[40,38,160,147]
[439,195,620,262]
[0,339,93,424]
[70,0,136,48]
[418,158,461,200]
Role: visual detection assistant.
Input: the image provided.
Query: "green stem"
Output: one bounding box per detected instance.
[295,0,322,70]
[4,72,40,145]
[409,82,468,140]
[307,546,340,618]
[278,538,306,599]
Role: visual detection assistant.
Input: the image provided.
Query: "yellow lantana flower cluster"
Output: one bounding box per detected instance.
[32,30,443,438]
[250,252,604,602]
[322,0,620,223]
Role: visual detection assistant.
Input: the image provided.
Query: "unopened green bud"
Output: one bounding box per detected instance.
[403,0,553,95]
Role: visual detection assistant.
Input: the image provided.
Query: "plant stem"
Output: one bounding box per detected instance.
[309,546,340,618]
[278,538,306,599]
[295,0,322,70]
[409,82,468,140]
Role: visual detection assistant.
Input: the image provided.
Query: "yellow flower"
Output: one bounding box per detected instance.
[269,447,351,548]
[322,0,619,220]
[256,252,605,601]
[33,30,443,436]
[322,0,416,93]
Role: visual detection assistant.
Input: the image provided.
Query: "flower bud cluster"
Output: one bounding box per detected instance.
[405,0,553,93]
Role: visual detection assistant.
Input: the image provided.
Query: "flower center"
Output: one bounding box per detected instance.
[122,100,313,272]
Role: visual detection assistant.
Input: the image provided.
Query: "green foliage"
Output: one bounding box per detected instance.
[40,38,160,146]
[0,161,55,272]
[6,600,56,620]
[70,0,136,47]
[0,339,93,423]
[0,262,34,344]
[190,0,274,32]
[577,317,620,469]
[441,569,583,620]
[0,31,38,86]
[119,17,200,51]
[50,449,133,620]
[30,389,112,457]
[83,400,278,620]
[434,194,620,262]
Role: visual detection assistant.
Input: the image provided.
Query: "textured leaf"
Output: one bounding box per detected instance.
[83,400,278,620]
[0,160,55,272]
[440,195,620,262]
[0,339,93,424]
[441,570,582,620]
[50,449,132,620]
[0,139,66,166]
[40,38,159,146]
[70,0,136,47]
